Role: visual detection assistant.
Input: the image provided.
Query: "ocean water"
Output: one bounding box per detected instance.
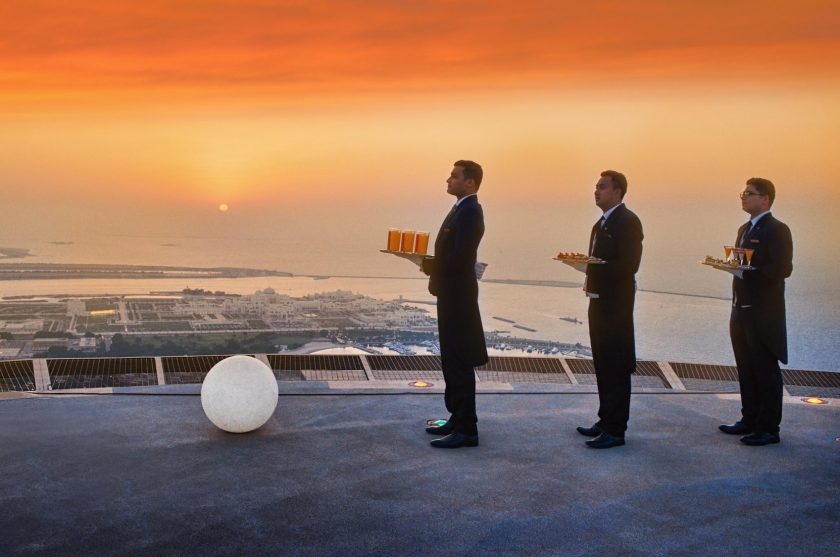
[2,199,838,372]
[0,273,835,371]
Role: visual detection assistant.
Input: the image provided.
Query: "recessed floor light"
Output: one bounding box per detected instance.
[410,381,433,388]
[802,397,828,405]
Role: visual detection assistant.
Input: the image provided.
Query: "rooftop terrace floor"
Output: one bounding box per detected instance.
[1,381,838,556]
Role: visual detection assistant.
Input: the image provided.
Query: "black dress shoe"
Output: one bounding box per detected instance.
[430,432,479,448]
[740,432,780,446]
[585,432,625,449]
[719,421,753,435]
[576,424,603,437]
[425,420,455,435]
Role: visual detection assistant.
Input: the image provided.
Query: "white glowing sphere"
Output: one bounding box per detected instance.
[201,355,278,433]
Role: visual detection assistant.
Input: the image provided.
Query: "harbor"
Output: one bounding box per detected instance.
[0,289,590,360]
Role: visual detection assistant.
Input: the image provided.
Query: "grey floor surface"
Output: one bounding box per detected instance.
[1,386,838,556]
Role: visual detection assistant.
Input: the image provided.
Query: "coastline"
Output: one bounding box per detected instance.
[0,269,836,371]
[0,262,292,281]
[0,262,731,301]
[0,248,32,259]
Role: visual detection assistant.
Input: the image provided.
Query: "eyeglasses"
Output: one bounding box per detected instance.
[739,191,767,200]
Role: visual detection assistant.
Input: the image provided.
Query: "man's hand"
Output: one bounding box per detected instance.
[391,251,426,268]
[561,260,588,273]
[706,260,745,279]
[722,267,744,280]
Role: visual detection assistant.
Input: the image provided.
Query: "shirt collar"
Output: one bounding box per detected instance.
[750,210,771,227]
[601,202,623,222]
[454,193,477,208]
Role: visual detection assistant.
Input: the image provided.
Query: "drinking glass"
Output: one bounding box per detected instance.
[414,231,430,255]
[387,229,401,252]
[401,230,416,253]
[744,248,754,267]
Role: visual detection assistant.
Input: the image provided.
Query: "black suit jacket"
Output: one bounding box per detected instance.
[585,203,644,306]
[422,195,488,366]
[732,213,793,363]
[585,203,643,370]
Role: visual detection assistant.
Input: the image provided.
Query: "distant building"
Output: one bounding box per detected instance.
[30,338,69,352]
[66,300,86,316]
[0,319,44,334]
[70,337,99,353]
[0,289,437,339]
[0,340,22,358]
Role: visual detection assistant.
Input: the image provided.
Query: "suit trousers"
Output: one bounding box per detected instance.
[588,298,634,436]
[441,349,477,435]
[730,307,783,433]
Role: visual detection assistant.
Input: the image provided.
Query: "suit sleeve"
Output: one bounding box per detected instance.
[603,213,643,280]
[745,221,793,285]
[761,222,793,280]
[422,206,484,277]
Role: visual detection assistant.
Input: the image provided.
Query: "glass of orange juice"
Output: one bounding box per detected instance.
[401,230,416,252]
[387,229,401,252]
[744,248,754,267]
[414,231,430,255]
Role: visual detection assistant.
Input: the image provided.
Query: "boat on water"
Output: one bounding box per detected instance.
[493,316,516,324]
[513,324,537,332]
[558,316,582,324]
[383,341,415,356]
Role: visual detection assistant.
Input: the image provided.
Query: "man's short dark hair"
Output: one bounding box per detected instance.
[600,170,627,198]
[746,177,775,206]
[455,160,483,189]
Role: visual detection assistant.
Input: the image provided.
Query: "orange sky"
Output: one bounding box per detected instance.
[1,0,839,210]
[3,1,839,106]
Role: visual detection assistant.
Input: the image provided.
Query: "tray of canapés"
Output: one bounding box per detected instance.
[552,251,605,264]
[380,228,430,256]
[701,246,755,270]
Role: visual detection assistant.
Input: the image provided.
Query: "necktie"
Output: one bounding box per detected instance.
[590,217,605,255]
[740,222,753,247]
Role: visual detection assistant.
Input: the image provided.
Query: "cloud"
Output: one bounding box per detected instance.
[1,0,839,108]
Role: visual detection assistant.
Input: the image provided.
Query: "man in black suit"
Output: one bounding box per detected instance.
[572,170,643,449]
[720,178,793,446]
[420,160,488,449]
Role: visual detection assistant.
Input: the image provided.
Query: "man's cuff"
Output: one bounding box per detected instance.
[420,256,435,275]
